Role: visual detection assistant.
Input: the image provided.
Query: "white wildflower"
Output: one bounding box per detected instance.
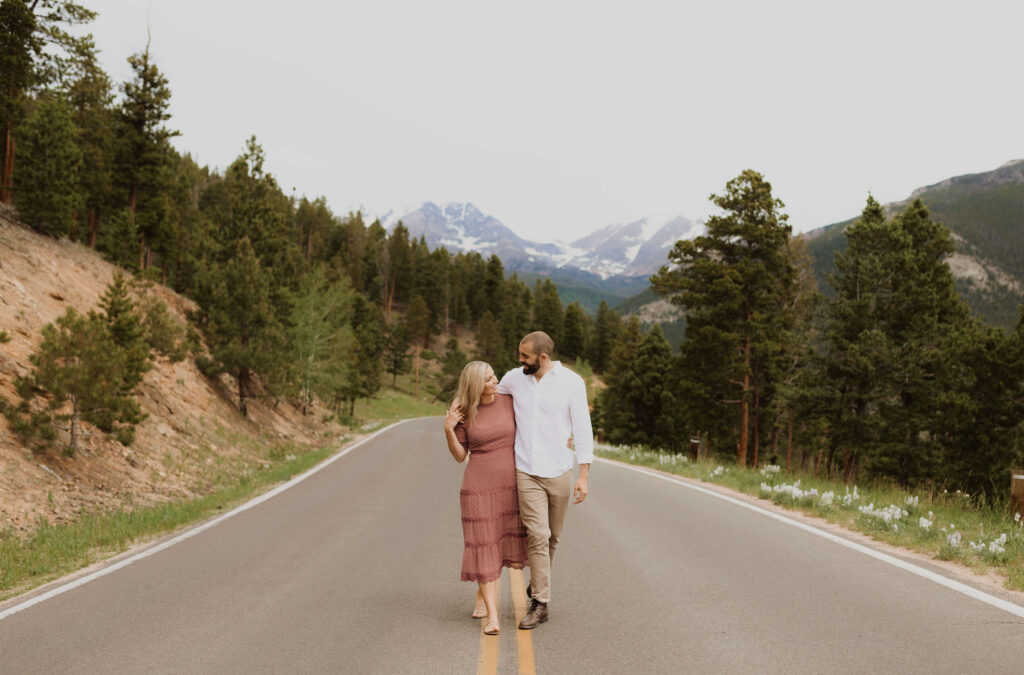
[905,495,919,507]
[988,533,1008,555]
[919,517,932,530]
[819,491,835,507]
[947,531,961,547]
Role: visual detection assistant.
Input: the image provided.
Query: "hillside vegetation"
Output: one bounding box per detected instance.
[0,212,347,536]
[804,160,1024,328]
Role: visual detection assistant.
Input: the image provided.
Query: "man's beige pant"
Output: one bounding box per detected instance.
[516,469,572,604]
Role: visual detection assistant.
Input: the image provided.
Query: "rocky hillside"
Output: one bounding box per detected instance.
[804,159,1024,328]
[0,209,341,536]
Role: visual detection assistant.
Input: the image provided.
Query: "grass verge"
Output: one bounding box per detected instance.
[596,443,1024,592]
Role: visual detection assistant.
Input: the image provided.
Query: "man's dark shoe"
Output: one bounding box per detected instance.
[518,598,548,630]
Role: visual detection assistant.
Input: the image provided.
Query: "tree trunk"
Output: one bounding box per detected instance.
[70,210,78,241]
[1,126,14,204]
[751,375,760,468]
[786,415,794,472]
[69,395,80,456]
[770,425,780,465]
[737,335,751,467]
[414,348,420,397]
[237,367,249,417]
[88,208,98,247]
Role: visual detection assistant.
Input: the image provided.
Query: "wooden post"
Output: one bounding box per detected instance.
[1011,469,1024,518]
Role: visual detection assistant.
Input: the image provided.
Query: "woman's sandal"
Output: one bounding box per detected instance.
[472,603,487,619]
[483,619,500,636]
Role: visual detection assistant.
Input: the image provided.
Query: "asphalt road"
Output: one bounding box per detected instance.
[2,417,1024,673]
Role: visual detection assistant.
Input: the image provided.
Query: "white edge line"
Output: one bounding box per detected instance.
[597,457,1024,621]
[0,419,415,622]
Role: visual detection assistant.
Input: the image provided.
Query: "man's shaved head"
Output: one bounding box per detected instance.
[520,331,554,357]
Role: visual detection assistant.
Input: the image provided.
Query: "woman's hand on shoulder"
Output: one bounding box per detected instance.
[444,400,464,433]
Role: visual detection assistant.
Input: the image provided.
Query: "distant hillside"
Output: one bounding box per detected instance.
[511,269,650,315]
[614,287,687,351]
[804,160,1024,329]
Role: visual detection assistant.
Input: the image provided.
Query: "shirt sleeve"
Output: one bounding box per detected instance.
[569,374,594,465]
[454,422,468,452]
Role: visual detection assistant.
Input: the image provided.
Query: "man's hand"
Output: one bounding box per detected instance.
[574,463,590,504]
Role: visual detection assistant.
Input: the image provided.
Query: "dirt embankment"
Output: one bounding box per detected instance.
[0,210,341,536]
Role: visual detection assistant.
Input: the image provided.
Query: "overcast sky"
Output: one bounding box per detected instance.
[79,0,1023,242]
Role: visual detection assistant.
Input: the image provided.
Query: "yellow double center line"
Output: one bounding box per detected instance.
[477,569,536,674]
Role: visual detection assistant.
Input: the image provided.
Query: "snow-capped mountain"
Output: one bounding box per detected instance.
[379,202,702,279]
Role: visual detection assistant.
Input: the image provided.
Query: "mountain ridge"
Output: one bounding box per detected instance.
[379,202,702,285]
[801,158,1024,328]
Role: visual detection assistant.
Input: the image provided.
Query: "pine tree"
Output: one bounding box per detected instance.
[386,222,413,311]
[532,279,564,348]
[652,170,796,466]
[336,296,384,418]
[589,300,622,374]
[824,197,974,485]
[561,302,587,363]
[435,337,467,403]
[62,35,114,245]
[294,196,334,261]
[497,274,532,374]
[97,270,151,391]
[14,96,81,236]
[194,237,278,417]
[0,0,35,204]
[599,315,644,442]
[405,294,432,396]
[19,307,143,454]
[1,0,96,204]
[383,318,412,387]
[115,45,178,269]
[474,310,504,368]
[484,254,506,318]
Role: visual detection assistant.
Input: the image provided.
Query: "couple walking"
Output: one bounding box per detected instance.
[442,331,594,636]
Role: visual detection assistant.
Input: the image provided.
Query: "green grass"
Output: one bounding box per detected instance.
[0,386,443,602]
[353,383,445,424]
[596,443,1024,591]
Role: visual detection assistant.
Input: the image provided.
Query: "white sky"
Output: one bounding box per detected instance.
[79,0,1024,241]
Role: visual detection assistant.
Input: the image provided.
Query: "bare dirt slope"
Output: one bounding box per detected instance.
[0,209,340,536]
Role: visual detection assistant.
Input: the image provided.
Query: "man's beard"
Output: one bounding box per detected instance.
[522,360,540,375]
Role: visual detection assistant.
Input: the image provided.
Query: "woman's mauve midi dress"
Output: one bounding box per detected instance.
[453,393,529,582]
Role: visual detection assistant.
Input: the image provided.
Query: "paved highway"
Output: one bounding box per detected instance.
[2,418,1023,673]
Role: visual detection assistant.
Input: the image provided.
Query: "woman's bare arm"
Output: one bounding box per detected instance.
[444,401,468,463]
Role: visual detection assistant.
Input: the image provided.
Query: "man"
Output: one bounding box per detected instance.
[497,331,593,630]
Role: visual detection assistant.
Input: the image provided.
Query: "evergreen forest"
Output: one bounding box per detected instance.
[2,0,1022,498]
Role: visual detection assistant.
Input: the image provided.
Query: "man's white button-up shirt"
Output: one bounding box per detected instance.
[497,361,594,478]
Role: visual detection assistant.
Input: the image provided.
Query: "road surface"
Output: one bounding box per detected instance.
[2,418,1023,673]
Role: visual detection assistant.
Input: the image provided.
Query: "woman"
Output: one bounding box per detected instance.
[443,361,528,636]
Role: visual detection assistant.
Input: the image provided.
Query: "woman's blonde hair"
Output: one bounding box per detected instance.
[453,361,492,429]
